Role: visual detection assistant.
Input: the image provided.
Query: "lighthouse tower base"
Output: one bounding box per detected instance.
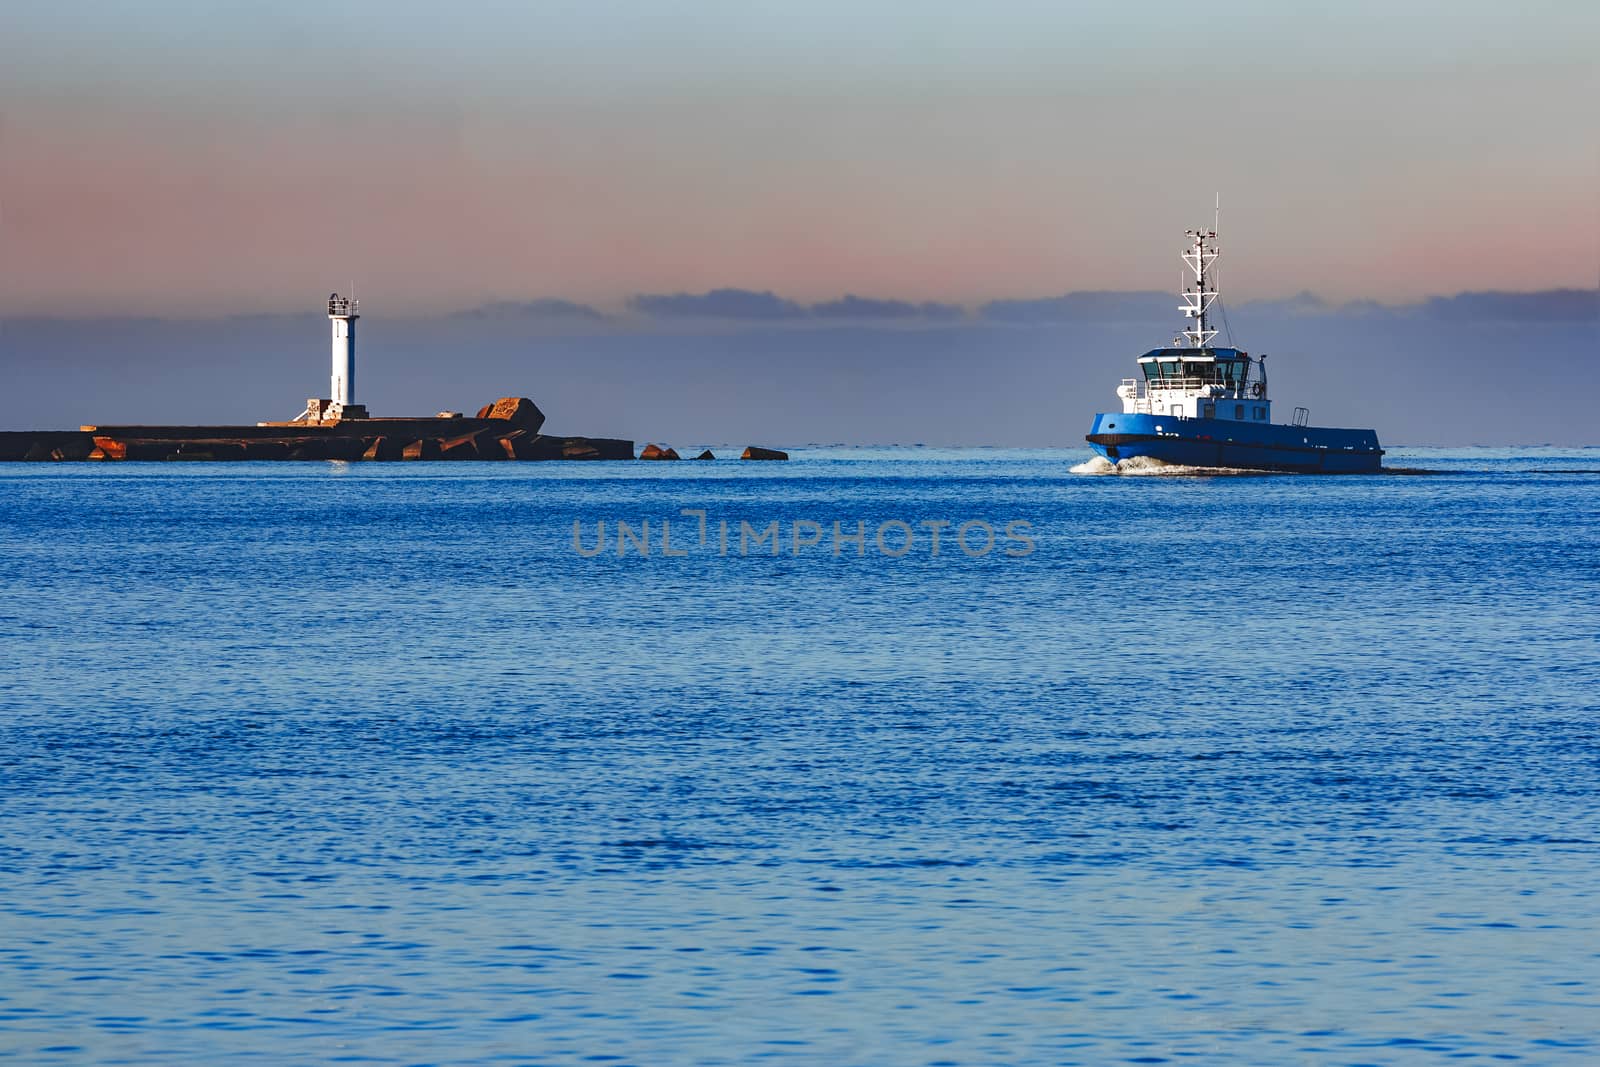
[293,398,369,425]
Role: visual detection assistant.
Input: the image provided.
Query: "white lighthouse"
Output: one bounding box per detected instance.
[287,292,370,423]
[325,293,367,421]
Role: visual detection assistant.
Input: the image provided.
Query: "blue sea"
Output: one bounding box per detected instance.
[2,448,1598,1065]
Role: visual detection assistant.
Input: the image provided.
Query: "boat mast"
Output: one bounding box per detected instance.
[1179,226,1219,348]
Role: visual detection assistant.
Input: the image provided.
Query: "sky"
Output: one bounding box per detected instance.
[3,0,1597,316]
[3,2,1596,445]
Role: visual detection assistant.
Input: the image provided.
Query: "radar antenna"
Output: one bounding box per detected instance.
[1178,227,1219,348]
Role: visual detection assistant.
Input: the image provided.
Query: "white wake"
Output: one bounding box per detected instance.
[1071,455,1275,477]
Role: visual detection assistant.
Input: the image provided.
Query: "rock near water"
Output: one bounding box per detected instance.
[484,397,546,433]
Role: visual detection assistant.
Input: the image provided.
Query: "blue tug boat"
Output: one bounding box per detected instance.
[1085,227,1383,473]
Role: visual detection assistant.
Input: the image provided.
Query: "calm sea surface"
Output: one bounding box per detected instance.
[2,448,1598,1065]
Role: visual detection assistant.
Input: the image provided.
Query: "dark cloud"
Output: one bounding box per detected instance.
[1233,290,1330,317]
[1421,289,1598,321]
[1225,289,1600,324]
[449,299,607,321]
[628,288,808,319]
[980,291,1169,323]
[808,295,966,320]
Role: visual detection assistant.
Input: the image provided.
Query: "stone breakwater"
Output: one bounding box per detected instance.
[0,397,788,463]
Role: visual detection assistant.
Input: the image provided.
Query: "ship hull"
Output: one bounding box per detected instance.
[1086,412,1383,473]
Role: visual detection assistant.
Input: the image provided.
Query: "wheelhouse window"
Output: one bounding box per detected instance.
[1143,353,1248,387]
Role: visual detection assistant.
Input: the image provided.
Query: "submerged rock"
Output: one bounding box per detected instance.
[173,441,246,461]
[575,437,635,461]
[23,437,95,462]
[242,440,291,461]
[492,430,527,460]
[473,430,510,460]
[361,436,404,461]
[437,433,471,460]
[694,449,716,460]
[507,434,566,460]
[0,432,95,461]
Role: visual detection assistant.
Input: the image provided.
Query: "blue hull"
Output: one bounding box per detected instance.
[1086,412,1383,473]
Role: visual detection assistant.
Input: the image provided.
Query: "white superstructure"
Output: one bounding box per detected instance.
[1112,228,1274,423]
[1116,352,1270,422]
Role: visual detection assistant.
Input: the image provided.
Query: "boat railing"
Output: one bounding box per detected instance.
[1144,377,1247,391]
[1127,380,1246,400]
